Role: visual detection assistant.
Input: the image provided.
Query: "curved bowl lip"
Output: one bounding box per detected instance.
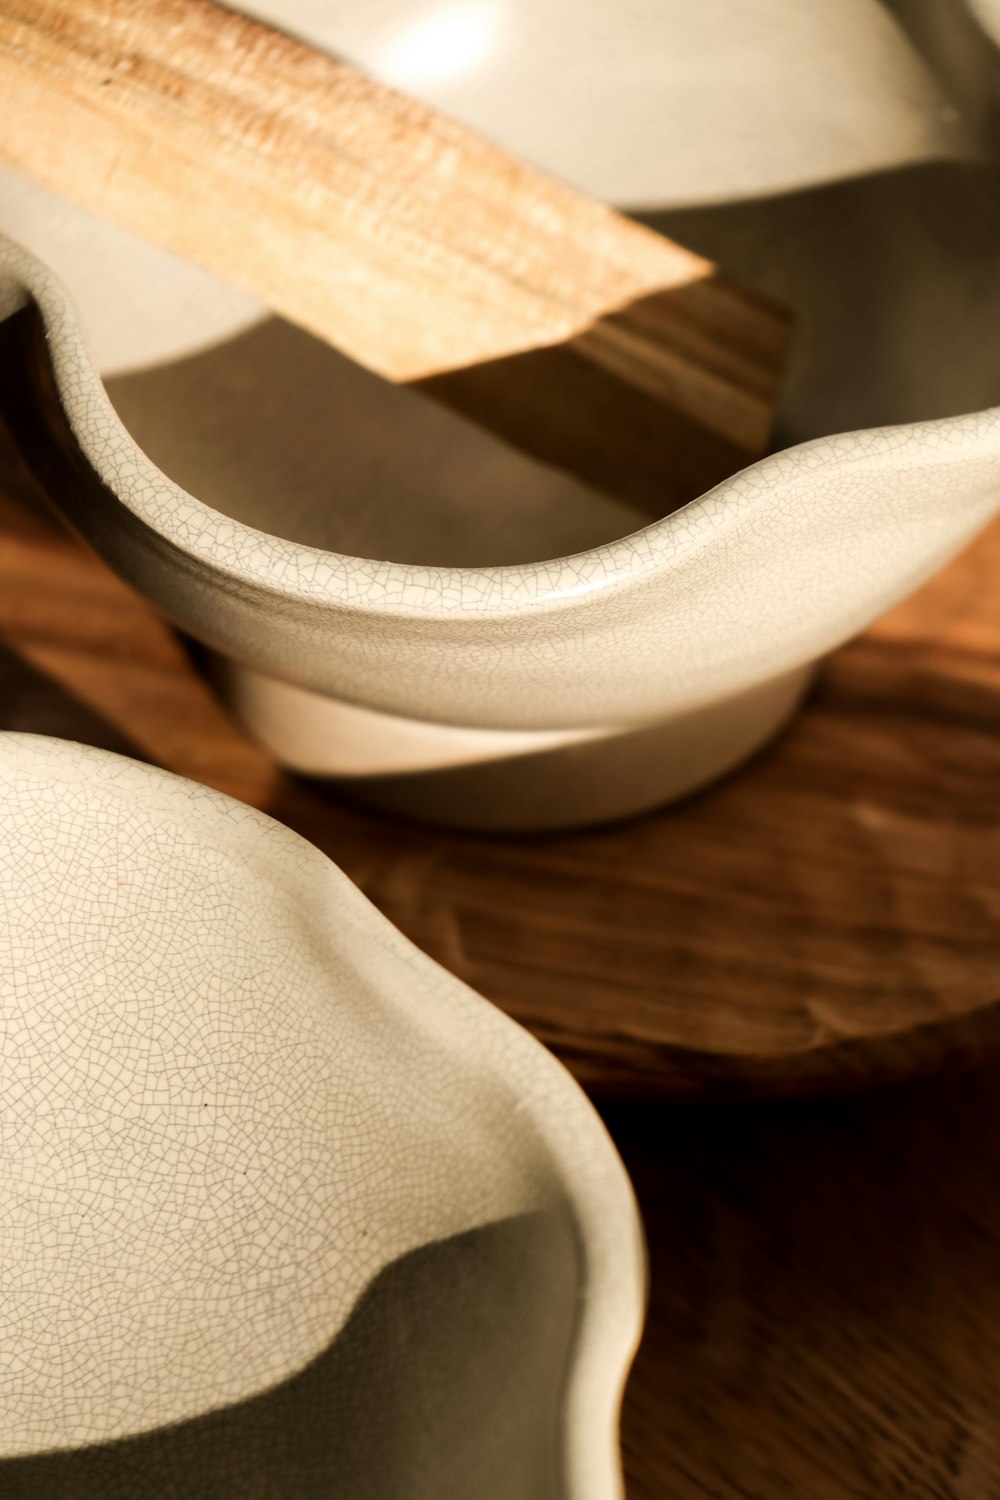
[4,231,997,628]
[0,729,647,1500]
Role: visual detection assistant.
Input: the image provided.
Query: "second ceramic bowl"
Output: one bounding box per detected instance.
[0,730,644,1498]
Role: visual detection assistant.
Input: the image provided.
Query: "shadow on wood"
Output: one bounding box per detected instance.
[612,1062,1000,1496]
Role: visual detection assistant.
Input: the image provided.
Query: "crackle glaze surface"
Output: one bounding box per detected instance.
[2,236,999,737]
[0,732,643,1498]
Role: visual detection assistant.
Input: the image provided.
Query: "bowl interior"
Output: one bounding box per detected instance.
[6,5,1000,572]
[0,735,637,1499]
[105,319,647,570]
[101,172,1000,570]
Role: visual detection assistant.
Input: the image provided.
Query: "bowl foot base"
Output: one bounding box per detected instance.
[215,660,815,831]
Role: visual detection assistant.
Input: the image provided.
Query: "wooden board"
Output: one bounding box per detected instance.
[613,1061,1000,1496]
[0,458,996,1101]
[0,0,790,513]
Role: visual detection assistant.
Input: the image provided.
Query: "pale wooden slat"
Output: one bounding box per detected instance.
[0,0,790,511]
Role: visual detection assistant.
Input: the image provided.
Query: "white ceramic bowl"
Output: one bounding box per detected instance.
[2,1,999,828]
[2,229,998,830]
[0,731,645,1498]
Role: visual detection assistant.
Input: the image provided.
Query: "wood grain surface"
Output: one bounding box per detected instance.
[0,0,789,511]
[612,1062,1000,1497]
[0,449,996,1101]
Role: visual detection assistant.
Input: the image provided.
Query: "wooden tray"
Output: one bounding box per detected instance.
[0,474,997,1100]
[612,1061,1000,1496]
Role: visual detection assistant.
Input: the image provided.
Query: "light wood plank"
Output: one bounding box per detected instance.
[0,0,790,510]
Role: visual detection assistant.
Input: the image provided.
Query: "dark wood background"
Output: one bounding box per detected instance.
[613,1066,1000,1498]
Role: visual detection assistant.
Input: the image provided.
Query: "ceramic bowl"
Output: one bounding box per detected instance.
[2,1,999,829]
[0,731,644,1498]
[1,231,998,831]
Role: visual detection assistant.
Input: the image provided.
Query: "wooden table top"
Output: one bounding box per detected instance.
[614,1062,1000,1498]
[1,463,999,1495]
